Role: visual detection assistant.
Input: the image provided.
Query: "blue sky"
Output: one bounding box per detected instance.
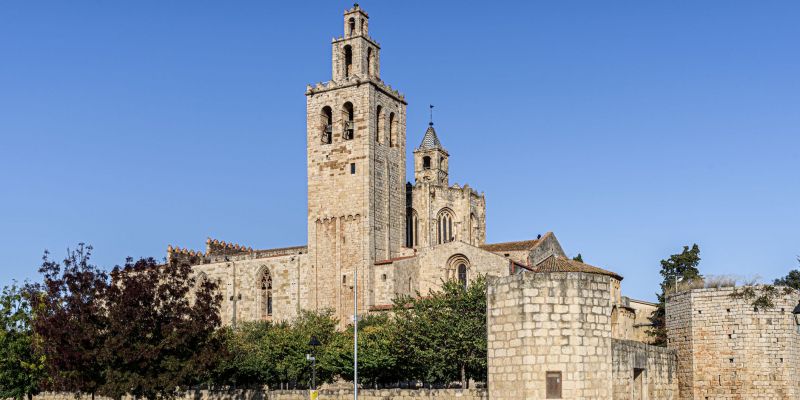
[1,1,798,301]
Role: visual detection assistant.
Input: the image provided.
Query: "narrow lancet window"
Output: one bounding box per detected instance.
[367,48,373,77]
[344,45,353,78]
[321,106,333,144]
[388,112,396,147]
[437,209,454,244]
[375,105,383,143]
[260,269,273,320]
[343,102,354,140]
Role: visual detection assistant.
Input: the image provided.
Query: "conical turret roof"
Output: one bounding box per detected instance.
[418,124,444,151]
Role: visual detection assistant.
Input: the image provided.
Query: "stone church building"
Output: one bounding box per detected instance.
[158,5,800,399]
[166,4,657,342]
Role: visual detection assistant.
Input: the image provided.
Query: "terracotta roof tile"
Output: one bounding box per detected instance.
[533,255,623,281]
[480,239,541,252]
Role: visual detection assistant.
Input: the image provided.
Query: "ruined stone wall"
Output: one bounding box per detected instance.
[611,339,677,400]
[487,271,613,400]
[667,287,800,400]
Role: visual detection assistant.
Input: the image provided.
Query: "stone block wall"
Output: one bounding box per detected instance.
[667,287,800,400]
[612,305,637,341]
[487,271,613,400]
[270,388,487,400]
[407,182,486,249]
[30,390,267,400]
[612,339,678,400]
[192,253,306,326]
[28,389,486,400]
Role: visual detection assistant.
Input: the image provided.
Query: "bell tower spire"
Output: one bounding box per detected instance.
[414,109,449,185]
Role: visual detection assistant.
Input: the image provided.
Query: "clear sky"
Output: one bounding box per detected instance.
[1,1,798,301]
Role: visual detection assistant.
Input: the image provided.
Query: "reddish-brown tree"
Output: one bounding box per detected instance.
[32,244,109,399]
[100,257,222,400]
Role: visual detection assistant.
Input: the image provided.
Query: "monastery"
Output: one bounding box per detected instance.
[166,4,654,342]
[164,5,800,399]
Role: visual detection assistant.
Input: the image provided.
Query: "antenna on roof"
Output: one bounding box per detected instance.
[429,104,434,126]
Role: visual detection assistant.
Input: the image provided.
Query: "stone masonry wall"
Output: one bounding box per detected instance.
[192,254,306,326]
[667,287,800,400]
[408,182,486,249]
[612,339,678,400]
[270,388,487,400]
[305,5,408,326]
[487,271,613,400]
[29,389,486,400]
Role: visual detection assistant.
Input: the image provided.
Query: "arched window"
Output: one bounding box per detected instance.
[406,208,418,248]
[343,102,354,140]
[447,254,470,289]
[437,208,454,244]
[348,18,356,36]
[344,45,353,78]
[367,47,373,77]
[458,264,468,289]
[388,112,396,147]
[321,106,333,144]
[260,269,272,320]
[375,105,383,143]
[423,156,431,170]
[360,19,365,34]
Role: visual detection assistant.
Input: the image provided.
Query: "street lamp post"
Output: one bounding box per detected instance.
[353,268,358,400]
[308,336,321,391]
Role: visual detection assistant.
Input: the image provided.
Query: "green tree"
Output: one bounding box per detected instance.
[0,284,45,400]
[99,257,223,400]
[572,254,584,263]
[214,309,341,390]
[649,244,702,346]
[326,314,399,388]
[773,259,800,290]
[393,275,487,388]
[32,244,109,399]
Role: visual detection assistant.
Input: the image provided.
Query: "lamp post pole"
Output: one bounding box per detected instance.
[308,336,320,390]
[354,268,358,400]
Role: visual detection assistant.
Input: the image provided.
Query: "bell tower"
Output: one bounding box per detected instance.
[304,4,407,320]
[414,121,449,186]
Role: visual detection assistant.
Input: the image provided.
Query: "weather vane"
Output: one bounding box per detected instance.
[429,104,434,126]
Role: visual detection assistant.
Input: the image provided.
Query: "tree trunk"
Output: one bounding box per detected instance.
[461,364,466,389]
